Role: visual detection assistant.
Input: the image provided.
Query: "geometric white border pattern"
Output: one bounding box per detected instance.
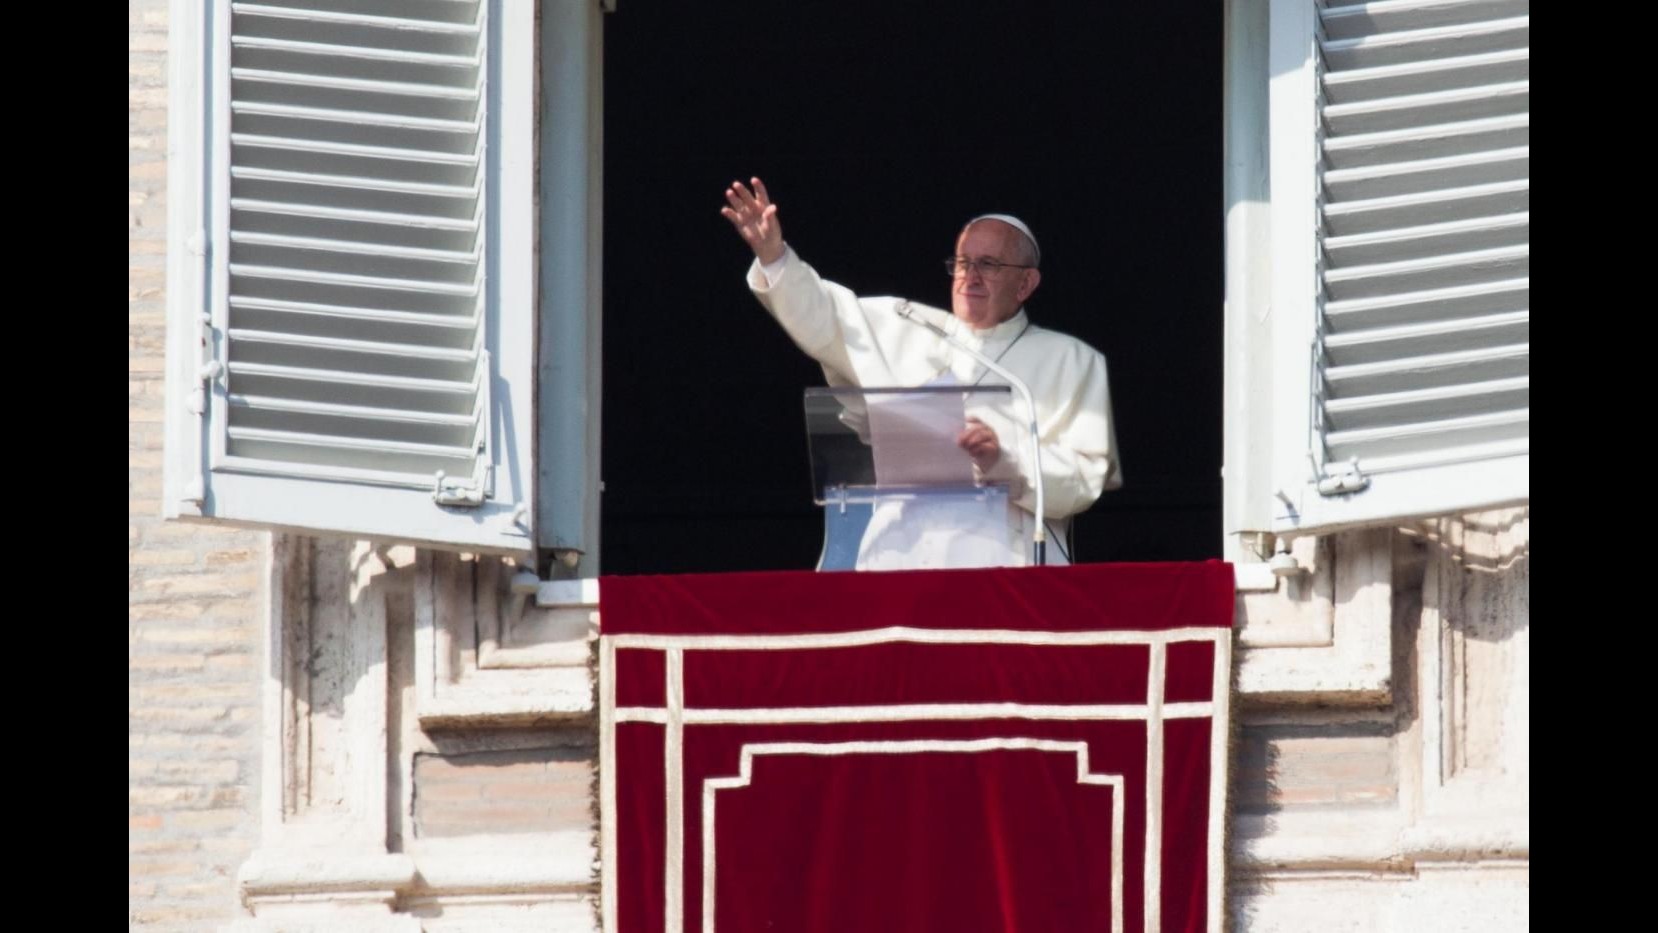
[600,625,1231,933]
[701,740,1126,933]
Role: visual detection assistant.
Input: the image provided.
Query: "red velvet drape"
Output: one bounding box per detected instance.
[603,562,1233,933]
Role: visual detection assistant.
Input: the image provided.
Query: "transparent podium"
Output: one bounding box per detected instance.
[805,385,1029,572]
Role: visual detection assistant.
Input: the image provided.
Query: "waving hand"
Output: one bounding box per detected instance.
[721,177,786,265]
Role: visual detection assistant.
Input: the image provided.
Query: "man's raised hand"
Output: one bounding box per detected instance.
[721,177,786,265]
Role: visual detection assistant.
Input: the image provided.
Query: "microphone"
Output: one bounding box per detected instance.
[894,301,1048,565]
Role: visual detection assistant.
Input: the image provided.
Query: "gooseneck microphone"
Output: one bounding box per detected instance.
[893,301,1047,566]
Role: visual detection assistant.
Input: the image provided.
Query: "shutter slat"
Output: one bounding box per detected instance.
[1322,80,1526,135]
[230,165,477,198]
[1324,307,1526,348]
[231,175,479,220]
[228,340,478,385]
[1324,375,1527,434]
[1322,47,1528,104]
[230,134,478,166]
[226,427,476,460]
[1324,408,1528,461]
[1323,146,1527,203]
[228,395,477,449]
[1320,0,1528,40]
[230,198,478,253]
[232,111,478,155]
[232,79,480,125]
[228,361,476,398]
[1322,243,1527,301]
[231,36,480,69]
[1324,211,1525,267]
[230,198,477,230]
[1322,438,1526,477]
[229,271,476,317]
[225,328,479,363]
[230,230,478,264]
[1323,113,1526,169]
[1322,342,1528,398]
[1326,374,1526,415]
[1322,309,1527,367]
[229,299,477,351]
[228,262,478,295]
[1323,179,1526,236]
[230,295,478,328]
[231,143,478,187]
[1319,15,1528,71]
[230,67,480,101]
[231,99,479,133]
[233,3,480,34]
[1324,276,1527,327]
[236,0,482,27]
[226,426,478,476]
[230,393,476,426]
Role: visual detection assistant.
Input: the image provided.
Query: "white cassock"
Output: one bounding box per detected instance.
[749,247,1123,570]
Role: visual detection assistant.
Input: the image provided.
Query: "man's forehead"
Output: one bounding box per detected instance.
[956,220,1023,254]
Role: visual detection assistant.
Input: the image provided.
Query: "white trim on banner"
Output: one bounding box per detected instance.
[700,739,1128,933]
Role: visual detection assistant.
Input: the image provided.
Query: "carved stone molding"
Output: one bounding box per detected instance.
[1231,509,1528,875]
[1402,508,1528,858]
[413,552,597,727]
[1235,527,1395,703]
[233,537,599,930]
[234,535,421,930]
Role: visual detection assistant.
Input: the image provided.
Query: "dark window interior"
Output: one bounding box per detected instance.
[600,0,1222,574]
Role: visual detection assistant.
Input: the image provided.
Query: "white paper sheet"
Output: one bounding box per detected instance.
[866,379,975,487]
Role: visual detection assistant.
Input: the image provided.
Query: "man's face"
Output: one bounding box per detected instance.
[950,220,1041,330]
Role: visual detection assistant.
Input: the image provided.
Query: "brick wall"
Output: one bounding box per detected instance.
[130,1,264,927]
[413,743,596,839]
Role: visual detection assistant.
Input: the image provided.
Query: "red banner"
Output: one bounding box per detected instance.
[600,563,1234,933]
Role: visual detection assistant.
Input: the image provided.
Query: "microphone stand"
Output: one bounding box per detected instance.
[895,302,1047,566]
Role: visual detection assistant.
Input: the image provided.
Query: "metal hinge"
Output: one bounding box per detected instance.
[432,465,491,507]
[1316,457,1371,496]
[189,357,222,415]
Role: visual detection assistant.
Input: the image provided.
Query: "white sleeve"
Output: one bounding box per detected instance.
[746,246,860,382]
[760,251,789,287]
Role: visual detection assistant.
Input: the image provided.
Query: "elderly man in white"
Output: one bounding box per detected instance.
[722,177,1122,569]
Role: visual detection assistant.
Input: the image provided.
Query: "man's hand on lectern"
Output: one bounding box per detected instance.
[958,417,1002,471]
[721,177,786,266]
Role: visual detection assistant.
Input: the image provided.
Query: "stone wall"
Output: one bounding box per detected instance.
[130,1,265,926]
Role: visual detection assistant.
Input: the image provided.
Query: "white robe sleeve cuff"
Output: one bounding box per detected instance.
[760,250,789,288]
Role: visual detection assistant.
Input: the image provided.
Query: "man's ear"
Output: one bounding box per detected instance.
[1018,268,1042,303]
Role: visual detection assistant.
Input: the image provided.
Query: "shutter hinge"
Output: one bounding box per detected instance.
[1316,457,1371,497]
[432,466,491,508]
[188,357,223,415]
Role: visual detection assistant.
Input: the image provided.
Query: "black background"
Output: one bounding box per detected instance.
[600,1,1223,574]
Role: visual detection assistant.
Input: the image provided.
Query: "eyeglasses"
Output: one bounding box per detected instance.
[943,257,1036,279]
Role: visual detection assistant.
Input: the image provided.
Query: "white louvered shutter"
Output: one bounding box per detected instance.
[1264,0,1528,533]
[164,0,537,555]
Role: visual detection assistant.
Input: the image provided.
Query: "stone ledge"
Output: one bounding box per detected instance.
[238,851,417,898]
